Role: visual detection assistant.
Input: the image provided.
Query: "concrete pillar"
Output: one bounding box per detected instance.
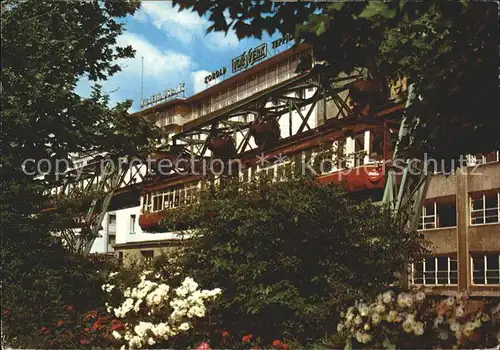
[456,166,471,290]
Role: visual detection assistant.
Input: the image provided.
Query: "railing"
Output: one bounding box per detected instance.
[141,146,384,215]
[190,53,302,120]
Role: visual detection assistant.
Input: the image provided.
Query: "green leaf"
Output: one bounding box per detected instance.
[327,2,345,11]
[358,2,388,19]
[315,20,326,36]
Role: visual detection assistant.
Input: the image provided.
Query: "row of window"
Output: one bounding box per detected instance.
[145,185,200,213]
[193,54,303,118]
[411,254,500,286]
[418,191,500,230]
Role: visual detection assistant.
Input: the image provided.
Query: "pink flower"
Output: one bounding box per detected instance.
[197,342,211,350]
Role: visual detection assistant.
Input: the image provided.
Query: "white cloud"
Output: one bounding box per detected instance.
[116,32,193,78]
[76,32,195,111]
[191,70,224,94]
[135,2,239,51]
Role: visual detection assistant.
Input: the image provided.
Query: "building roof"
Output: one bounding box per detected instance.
[130,43,311,119]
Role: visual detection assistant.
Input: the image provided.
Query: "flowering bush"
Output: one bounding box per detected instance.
[37,306,123,348]
[338,289,500,349]
[103,269,221,349]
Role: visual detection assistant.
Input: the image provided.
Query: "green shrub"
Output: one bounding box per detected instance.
[1,240,111,348]
[165,175,428,344]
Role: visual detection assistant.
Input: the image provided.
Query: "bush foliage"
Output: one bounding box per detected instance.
[164,175,428,343]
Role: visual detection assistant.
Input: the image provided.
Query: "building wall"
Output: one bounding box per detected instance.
[415,161,500,296]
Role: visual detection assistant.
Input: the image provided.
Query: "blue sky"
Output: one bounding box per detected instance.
[75,2,293,113]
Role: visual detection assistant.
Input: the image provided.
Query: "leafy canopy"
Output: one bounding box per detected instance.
[166,175,428,344]
[1,1,158,347]
[173,0,499,163]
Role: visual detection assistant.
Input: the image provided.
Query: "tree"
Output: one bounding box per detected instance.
[172,0,499,165]
[165,175,428,344]
[1,1,158,346]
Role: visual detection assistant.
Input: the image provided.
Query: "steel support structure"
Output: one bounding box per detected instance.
[382,84,432,232]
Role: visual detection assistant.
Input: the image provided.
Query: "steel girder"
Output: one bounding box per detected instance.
[173,68,360,160]
[47,155,149,255]
[382,84,432,233]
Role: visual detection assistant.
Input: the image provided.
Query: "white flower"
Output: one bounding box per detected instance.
[374,304,386,314]
[372,313,382,325]
[434,316,444,328]
[355,331,372,344]
[152,323,169,337]
[112,330,122,339]
[354,315,363,325]
[455,307,464,317]
[413,321,424,336]
[147,337,156,346]
[129,335,142,349]
[337,323,344,332]
[358,303,369,316]
[415,292,425,302]
[382,291,394,304]
[403,320,413,333]
[449,321,460,332]
[134,321,153,338]
[178,322,190,331]
[438,330,449,340]
[386,310,398,323]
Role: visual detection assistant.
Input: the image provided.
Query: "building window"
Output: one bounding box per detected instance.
[130,214,136,234]
[419,199,457,230]
[437,201,457,228]
[352,134,366,167]
[141,250,154,263]
[470,192,500,225]
[411,256,458,285]
[418,202,437,230]
[149,184,199,213]
[108,214,117,234]
[108,234,116,245]
[471,254,500,285]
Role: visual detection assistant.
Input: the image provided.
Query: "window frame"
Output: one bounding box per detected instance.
[471,254,500,285]
[411,256,458,285]
[470,192,500,226]
[130,214,136,234]
[418,201,437,230]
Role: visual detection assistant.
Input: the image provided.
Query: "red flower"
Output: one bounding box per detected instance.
[272,340,282,348]
[98,316,107,323]
[40,326,47,332]
[2,309,9,315]
[80,338,90,345]
[282,343,289,350]
[242,334,253,343]
[83,327,90,333]
[111,322,124,331]
[57,320,64,327]
[221,330,229,338]
[91,321,100,331]
[197,342,211,350]
[66,305,73,312]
